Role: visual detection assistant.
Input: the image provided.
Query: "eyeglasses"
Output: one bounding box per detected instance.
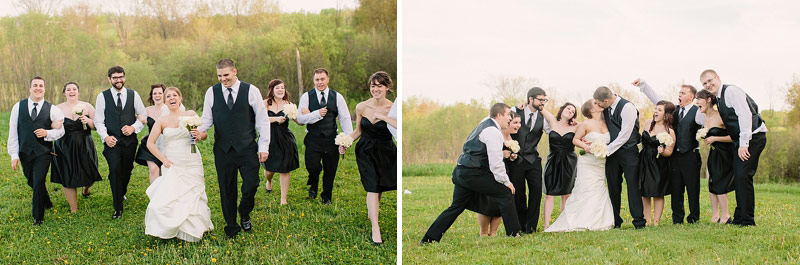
[535,98,548,103]
[110,76,125,80]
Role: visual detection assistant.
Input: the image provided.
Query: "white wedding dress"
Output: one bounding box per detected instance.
[144,127,213,242]
[545,132,614,232]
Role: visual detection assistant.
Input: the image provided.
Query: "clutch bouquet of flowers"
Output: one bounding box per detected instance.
[282,103,298,119]
[503,140,520,153]
[589,141,609,159]
[73,104,87,130]
[334,132,354,159]
[696,127,714,150]
[656,132,673,158]
[180,115,203,153]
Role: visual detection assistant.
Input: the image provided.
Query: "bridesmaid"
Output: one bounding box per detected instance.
[261,79,300,205]
[348,71,397,245]
[638,100,676,226]
[695,90,735,223]
[51,81,102,212]
[467,112,522,236]
[136,84,166,183]
[539,102,579,230]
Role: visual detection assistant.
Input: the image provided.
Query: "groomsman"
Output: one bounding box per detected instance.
[593,86,646,229]
[95,66,147,219]
[699,69,766,226]
[196,58,271,239]
[511,87,548,233]
[297,68,353,204]
[634,78,704,224]
[421,103,522,244]
[7,76,65,225]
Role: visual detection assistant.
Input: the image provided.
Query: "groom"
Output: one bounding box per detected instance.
[197,58,271,238]
[94,66,148,219]
[593,86,646,229]
[699,69,767,226]
[634,79,704,224]
[421,103,522,244]
[7,76,65,225]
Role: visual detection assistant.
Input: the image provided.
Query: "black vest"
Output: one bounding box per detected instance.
[103,89,138,146]
[603,97,640,151]
[457,118,498,169]
[511,108,544,163]
[17,99,53,158]
[212,82,257,152]
[307,89,340,138]
[718,84,765,144]
[673,105,700,153]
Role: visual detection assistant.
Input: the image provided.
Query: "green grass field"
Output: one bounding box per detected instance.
[0,112,396,264]
[402,174,800,264]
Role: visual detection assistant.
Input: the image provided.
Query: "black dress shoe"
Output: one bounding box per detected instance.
[241,219,252,232]
[226,233,238,239]
[308,188,317,199]
[82,192,91,198]
[112,210,123,219]
[321,199,331,205]
[33,219,43,226]
[419,235,437,246]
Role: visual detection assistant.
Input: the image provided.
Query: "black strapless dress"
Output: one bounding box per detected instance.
[544,131,577,195]
[261,110,300,173]
[707,127,735,194]
[51,118,102,188]
[354,117,397,193]
[135,117,162,166]
[637,131,671,197]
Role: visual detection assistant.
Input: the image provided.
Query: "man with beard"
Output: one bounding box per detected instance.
[94,66,147,219]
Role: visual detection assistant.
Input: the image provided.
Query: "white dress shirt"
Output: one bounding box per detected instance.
[387,100,397,138]
[477,118,511,186]
[198,80,271,153]
[7,98,66,160]
[716,84,768,147]
[606,96,638,155]
[512,106,551,133]
[94,87,147,141]
[297,87,354,134]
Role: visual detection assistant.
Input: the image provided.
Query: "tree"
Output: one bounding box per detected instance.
[354,0,396,34]
[486,75,540,107]
[17,0,62,16]
[786,75,800,125]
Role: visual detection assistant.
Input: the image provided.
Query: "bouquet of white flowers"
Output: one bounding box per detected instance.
[73,104,87,130]
[696,127,709,142]
[589,141,609,159]
[335,132,354,159]
[282,103,298,119]
[503,140,520,153]
[656,132,673,158]
[180,115,203,153]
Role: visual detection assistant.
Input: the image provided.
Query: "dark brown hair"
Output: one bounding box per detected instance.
[313,68,329,77]
[581,99,594,119]
[649,100,676,132]
[681,84,697,95]
[695,89,717,106]
[62,81,79,94]
[368,71,393,92]
[107,66,125,78]
[148,84,166,105]
[216,58,235,69]
[30,76,44,86]
[266,79,290,106]
[490,103,510,119]
[556,102,577,126]
[593,86,614,101]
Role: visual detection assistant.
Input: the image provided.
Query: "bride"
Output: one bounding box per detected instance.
[545,99,614,232]
[144,87,213,242]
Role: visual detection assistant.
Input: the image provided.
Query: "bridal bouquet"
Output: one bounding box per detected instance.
[282,103,298,119]
[656,132,673,158]
[504,140,520,153]
[335,132,354,158]
[589,141,609,159]
[180,115,202,153]
[72,104,87,130]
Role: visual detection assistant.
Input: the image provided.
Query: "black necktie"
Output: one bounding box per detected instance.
[527,113,533,129]
[116,92,122,110]
[226,88,234,109]
[31,102,38,120]
[320,92,327,107]
[679,107,685,120]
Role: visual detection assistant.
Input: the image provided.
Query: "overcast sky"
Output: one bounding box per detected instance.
[0,0,359,16]
[403,0,800,110]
